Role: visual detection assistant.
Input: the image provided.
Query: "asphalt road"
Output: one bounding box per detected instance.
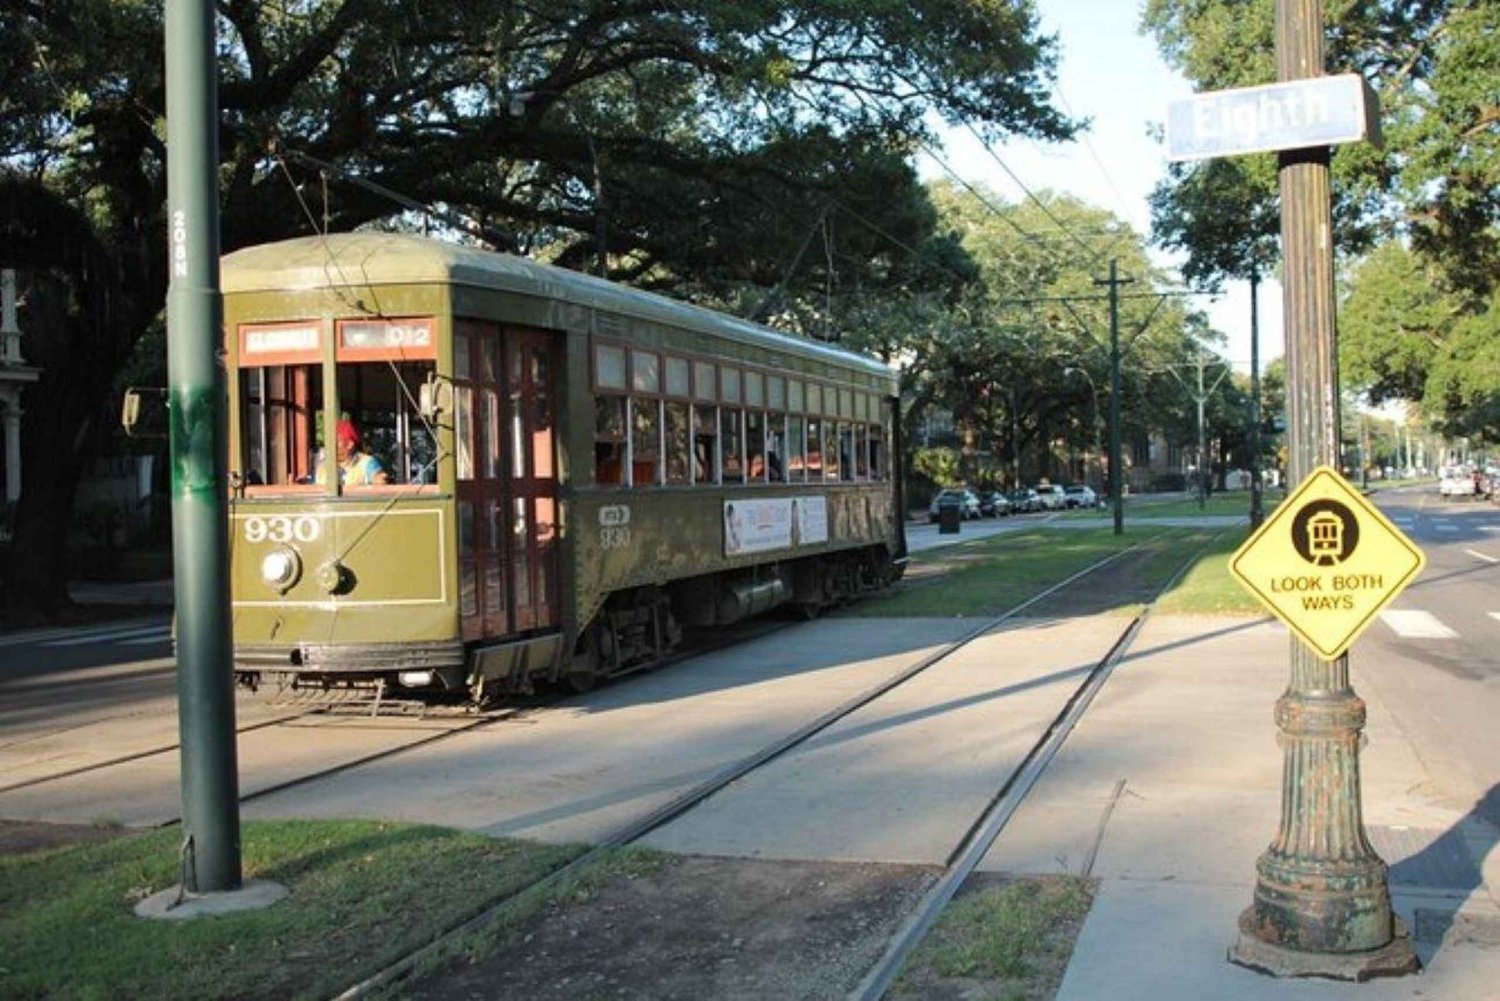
[1357,485,1500,824]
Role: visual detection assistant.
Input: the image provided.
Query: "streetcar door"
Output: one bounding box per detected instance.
[504,329,559,632]
[453,322,508,642]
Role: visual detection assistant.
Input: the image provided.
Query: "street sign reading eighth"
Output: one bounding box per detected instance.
[1166,74,1381,162]
[1229,466,1425,659]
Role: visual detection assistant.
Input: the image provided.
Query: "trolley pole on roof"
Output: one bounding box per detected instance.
[164,0,241,893]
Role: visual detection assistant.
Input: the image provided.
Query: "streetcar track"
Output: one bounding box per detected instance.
[850,529,1224,1000]
[329,533,1169,1000]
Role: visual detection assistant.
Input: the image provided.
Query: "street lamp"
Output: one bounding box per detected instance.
[1065,367,1102,500]
[509,91,608,278]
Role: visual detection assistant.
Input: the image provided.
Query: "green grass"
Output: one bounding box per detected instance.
[894,875,1093,998]
[850,528,1152,618]
[1154,529,1266,615]
[1057,494,1283,520]
[0,820,579,1001]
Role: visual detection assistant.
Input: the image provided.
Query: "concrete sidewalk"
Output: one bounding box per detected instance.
[983,614,1500,1000]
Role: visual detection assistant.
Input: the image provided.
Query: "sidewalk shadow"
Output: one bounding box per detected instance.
[1384,782,1500,961]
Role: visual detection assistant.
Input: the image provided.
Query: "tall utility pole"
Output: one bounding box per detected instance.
[165,0,240,893]
[1249,268,1264,528]
[1163,345,1230,510]
[1095,260,1133,535]
[1231,0,1416,978]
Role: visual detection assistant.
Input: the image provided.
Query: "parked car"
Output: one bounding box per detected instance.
[1438,466,1479,499]
[1064,484,1098,509]
[1034,484,1068,511]
[929,488,982,520]
[1008,488,1040,513]
[979,490,1011,518]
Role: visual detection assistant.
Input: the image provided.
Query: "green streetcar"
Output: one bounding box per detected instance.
[221,233,906,701]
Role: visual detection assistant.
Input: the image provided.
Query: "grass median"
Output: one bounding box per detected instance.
[0,820,581,1000]
[857,525,1265,620]
[851,528,1165,618]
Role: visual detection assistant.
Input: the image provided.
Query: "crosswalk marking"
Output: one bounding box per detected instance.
[1381,610,1459,639]
[1467,549,1499,564]
[1432,523,1459,532]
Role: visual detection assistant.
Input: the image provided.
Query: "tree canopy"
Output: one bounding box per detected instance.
[0,0,1078,619]
[1143,1,1498,442]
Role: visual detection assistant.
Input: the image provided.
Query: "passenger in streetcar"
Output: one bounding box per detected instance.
[316,418,390,486]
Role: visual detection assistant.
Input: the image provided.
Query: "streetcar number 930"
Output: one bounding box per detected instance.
[243,515,321,544]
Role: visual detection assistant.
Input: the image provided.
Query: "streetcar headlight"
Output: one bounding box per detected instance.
[260,546,301,591]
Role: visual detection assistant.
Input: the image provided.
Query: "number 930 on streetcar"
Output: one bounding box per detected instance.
[222,233,906,703]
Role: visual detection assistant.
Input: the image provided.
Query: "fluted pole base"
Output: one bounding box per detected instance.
[1231,907,1417,981]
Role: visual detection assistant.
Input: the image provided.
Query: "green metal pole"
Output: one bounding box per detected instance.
[1232,0,1413,978]
[166,0,241,892]
[1249,267,1264,529]
[1107,260,1123,535]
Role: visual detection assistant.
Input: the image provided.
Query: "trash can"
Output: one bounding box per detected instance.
[938,497,961,534]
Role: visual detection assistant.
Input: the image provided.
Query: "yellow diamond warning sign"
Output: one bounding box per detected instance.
[1229,466,1425,659]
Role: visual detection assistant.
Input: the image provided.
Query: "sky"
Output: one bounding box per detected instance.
[919,0,1285,375]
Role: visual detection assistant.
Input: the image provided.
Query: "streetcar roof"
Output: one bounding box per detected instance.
[222,233,895,384]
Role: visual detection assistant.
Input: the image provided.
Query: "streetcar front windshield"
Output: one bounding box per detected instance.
[236,318,439,493]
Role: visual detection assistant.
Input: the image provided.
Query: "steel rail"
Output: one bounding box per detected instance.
[849,530,1225,1000]
[329,535,1161,1001]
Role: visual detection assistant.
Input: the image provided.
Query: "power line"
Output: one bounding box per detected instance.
[961,121,1102,266]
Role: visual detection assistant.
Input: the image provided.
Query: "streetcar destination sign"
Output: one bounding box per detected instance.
[1229,466,1423,660]
[1166,74,1380,162]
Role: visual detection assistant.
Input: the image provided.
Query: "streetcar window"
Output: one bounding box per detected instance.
[805,417,822,481]
[631,351,660,394]
[631,398,661,486]
[335,360,439,487]
[767,376,785,411]
[766,413,786,483]
[693,361,716,401]
[854,425,869,480]
[693,405,718,484]
[665,402,690,485]
[721,407,744,483]
[745,371,764,408]
[594,395,626,486]
[594,343,626,390]
[455,385,475,481]
[868,424,883,480]
[665,356,690,398]
[786,415,806,483]
[806,383,821,415]
[788,379,804,413]
[720,367,741,405]
[746,411,766,483]
[838,424,855,481]
[238,364,321,486]
[823,421,841,481]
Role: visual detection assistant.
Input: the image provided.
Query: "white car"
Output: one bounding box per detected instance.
[1064,484,1098,509]
[1034,484,1068,510]
[1439,467,1478,499]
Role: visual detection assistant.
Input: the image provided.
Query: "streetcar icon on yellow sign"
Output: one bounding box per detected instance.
[1229,466,1424,659]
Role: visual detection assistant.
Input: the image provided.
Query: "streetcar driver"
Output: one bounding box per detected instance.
[316,418,390,486]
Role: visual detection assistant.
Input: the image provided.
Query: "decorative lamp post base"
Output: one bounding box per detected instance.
[1230,907,1418,981]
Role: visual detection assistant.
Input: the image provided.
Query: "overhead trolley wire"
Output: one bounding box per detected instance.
[961,120,1104,267]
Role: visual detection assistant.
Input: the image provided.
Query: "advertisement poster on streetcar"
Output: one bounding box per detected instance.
[724,496,828,556]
